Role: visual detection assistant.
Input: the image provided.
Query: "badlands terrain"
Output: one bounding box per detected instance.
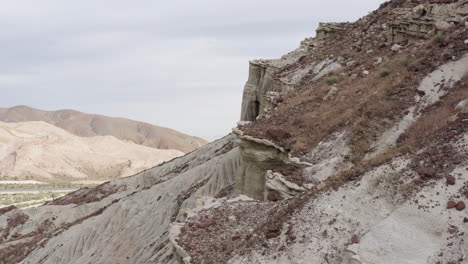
[1,0,468,263]
[0,110,200,209]
[0,105,207,153]
[0,120,184,182]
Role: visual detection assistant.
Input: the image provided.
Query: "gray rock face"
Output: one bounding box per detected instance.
[456,98,468,113]
[0,135,240,264]
[235,138,294,200]
[240,61,295,121]
[387,1,468,44]
[232,128,311,201]
[240,49,342,121]
[315,22,352,40]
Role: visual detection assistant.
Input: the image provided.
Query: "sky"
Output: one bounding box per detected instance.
[0,0,385,141]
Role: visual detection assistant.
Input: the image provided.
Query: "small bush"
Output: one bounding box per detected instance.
[432,34,445,46]
[380,69,391,78]
[325,76,339,85]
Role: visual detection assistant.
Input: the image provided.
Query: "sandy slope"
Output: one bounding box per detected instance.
[0,121,184,181]
[0,106,208,153]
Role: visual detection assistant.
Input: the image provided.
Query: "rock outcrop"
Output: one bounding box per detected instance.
[234,129,310,200]
[316,22,352,40]
[240,47,343,121]
[387,0,468,43]
[240,60,296,121]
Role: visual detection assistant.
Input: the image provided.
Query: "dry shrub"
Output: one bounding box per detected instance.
[432,34,446,46]
[246,54,418,158]
[404,107,451,145]
[403,76,468,148]
[326,76,339,85]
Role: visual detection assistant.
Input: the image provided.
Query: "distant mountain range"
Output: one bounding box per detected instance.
[0,106,207,153]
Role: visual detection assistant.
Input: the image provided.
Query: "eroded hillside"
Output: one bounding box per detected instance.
[0,106,207,153]
[0,1,467,264]
[0,121,183,182]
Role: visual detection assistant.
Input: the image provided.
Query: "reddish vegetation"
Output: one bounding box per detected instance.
[180,105,468,262]
[272,167,311,186]
[266,190,283,201]
[0,197,120,264]
[1,212,29,241]
[221,16,465,263]
[48,182,126,206]
[242,11,467,163]
[351,235,360,244]
[178,195,308,264]
[0,206,17,217]
[402,76,468,148]
[179,2,468,260]
[172,177,210,221]
[265,129,291,143]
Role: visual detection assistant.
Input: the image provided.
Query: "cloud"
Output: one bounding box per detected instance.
[0,0,385,141]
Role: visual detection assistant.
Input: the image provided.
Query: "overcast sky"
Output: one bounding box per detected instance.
[0,0,385,141]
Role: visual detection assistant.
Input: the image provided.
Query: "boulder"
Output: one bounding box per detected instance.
[416,167,436,178]
[447,201,457,209]
[455,99,468,113]
[391,44,403,51]
[323,86,338,101]
[446,176,456,185]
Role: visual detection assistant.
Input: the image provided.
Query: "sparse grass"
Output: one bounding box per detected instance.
[402,75,468,148]
[325,76,339,85]
[348,72,405,160]
[380,69,391,78]
[0,192,70,206]
[0,183,95,190]
[371,172,399,188]
[246,54,414,157]
[0,183,96,208]
[243,15,466,163]
[401,181,418,197]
